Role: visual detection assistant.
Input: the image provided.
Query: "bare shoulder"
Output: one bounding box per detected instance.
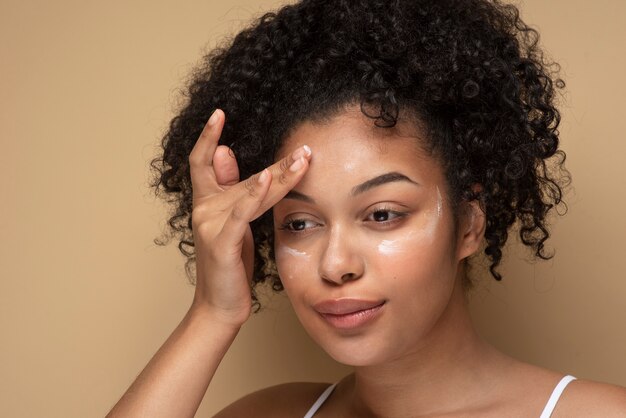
[487,354,626,417]
[554,379,626,417]
[212,381,332,418]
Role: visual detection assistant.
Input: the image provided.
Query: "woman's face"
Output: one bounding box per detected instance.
[272,108,470,366]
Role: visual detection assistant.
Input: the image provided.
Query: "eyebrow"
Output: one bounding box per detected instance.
[351,171,420,195]
[282,171,420,203]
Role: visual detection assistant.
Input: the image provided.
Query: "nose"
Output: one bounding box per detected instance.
[318,225,364,285]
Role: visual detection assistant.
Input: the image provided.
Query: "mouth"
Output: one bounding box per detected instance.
[313,298,386,330]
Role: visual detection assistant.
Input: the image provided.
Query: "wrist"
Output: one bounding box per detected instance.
[187,301,247,332]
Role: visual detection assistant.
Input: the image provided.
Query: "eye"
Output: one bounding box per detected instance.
[371,210,393,222]
[366,208,406,224]
[279,218,319,233]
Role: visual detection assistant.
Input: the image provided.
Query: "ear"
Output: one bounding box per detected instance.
[456,186,486,261]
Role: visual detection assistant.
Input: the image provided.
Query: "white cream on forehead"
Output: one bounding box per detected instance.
[342,159,357,173]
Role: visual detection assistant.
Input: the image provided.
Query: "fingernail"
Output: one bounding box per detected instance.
[258,169,269,184]
[208,109,220,126]
[291,145,311,161]
[289,157,305,172]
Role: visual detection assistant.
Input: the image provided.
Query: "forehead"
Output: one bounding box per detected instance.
[276,109,445,191]
[279,108,424,154]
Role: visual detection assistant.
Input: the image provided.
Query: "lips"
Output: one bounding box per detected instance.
[313,298,386,330]
[313,298,386,315]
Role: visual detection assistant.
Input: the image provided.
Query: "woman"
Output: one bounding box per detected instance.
[107,0,626,416]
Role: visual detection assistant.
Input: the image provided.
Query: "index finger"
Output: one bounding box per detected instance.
[232,144,313,222]
[189,109,225,199]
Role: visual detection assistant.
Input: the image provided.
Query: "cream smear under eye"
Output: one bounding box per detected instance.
[376,187,444,255]
[279,246,311,259]
[376,232,416,255]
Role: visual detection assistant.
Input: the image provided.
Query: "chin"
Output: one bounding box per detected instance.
[314,334,394,367]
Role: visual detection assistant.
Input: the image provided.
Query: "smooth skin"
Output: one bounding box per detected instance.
[107,107,626,418]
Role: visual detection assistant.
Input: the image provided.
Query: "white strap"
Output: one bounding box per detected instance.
[303,383,337,418]
[539,375,577,418]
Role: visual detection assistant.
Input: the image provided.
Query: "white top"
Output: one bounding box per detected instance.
[303,383,337,418]
[303,375,577,418]
[539,375,577,418]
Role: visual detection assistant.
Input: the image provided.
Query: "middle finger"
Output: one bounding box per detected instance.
[234,144,312,221]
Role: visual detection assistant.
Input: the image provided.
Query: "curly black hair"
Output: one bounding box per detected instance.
[151,0,569,308]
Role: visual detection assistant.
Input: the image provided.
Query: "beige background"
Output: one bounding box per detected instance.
[1,1,624,417]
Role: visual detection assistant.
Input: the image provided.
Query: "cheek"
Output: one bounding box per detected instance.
[376,218,440,258]
[369,232,444,279]
[369,198,454,281]
[275,244,311,284]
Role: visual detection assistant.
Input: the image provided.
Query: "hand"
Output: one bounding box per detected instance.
[188,109,311,327]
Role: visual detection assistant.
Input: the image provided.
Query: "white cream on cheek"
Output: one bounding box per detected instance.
[377,236,413,255]
[281,246,310,258]
[275,245,311,281]
[436,186,443,218]
[376,187,444,256]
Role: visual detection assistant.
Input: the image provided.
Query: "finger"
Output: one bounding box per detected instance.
[218,169,272,249]
[189,109,225,198]
[251,144,312,218]
[213,145,240,188]
[228,144,312,220]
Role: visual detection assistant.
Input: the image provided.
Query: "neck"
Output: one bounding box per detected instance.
[345,274,511,418]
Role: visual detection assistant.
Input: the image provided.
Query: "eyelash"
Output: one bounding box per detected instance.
[278,206,407,234]
[278,218,318,233]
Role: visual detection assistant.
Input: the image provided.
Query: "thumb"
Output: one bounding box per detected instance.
[213,145,240,188]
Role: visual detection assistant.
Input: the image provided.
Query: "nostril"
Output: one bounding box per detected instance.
[341,272,359,282]
[320,271,360,285]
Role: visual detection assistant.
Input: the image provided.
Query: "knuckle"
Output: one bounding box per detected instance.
[279,157,291,173]
[193,221,218,249]
[191,201,222,230]
[278,171,290,185]
[194,221,212,236]
[188,151,203,167]
[191,206,205,224]
[191,206,204,221]
[243,177,259,198]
